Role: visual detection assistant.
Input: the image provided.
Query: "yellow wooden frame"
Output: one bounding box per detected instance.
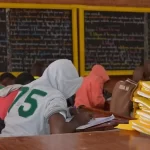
[79,6,150,76]
[0,3,78,76]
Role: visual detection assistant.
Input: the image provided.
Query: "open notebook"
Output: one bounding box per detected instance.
[66,115,115,130]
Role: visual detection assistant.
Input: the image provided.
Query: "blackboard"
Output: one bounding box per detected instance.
[82,10,145,75]
[0,4,78,73]
[0,9,7,72]
[9,9,74,71]
[148,13,150,59]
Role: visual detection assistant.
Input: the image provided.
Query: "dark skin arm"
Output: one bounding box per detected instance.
[49,112,92,134]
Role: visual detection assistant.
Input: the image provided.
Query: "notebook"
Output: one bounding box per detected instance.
[66,115,115,130]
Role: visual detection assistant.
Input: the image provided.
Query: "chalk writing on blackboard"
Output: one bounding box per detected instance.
[84,11,144,71]
[0,9,7,71]
[8,9,73,71]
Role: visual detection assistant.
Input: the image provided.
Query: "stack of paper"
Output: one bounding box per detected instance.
[132,81,150,135]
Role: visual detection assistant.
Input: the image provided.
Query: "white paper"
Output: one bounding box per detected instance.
[106,97,112,101]
[66,117,74,122]
[137,91,150,99]
[76,115,115,130]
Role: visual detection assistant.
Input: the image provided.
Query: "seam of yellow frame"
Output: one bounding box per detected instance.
[79,8,85,76]
[72,8,78,71]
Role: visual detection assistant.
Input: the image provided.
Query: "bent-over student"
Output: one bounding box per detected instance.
[0,59,91,137]
[75,65,110,109]
[0,72,35,133]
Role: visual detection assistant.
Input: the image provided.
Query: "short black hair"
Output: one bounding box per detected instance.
[0,72,16,82]
[30,61,45,77]
[15,72,35,85]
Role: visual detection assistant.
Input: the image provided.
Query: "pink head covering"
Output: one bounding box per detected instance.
[89,65,109,83]
[75,65,109,108]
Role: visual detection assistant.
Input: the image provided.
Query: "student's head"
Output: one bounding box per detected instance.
[132,66,144,82]
[90,64,110,83]
[15,73,35,85]
[42,59,83,99]
[0,73,16,86]
[89,64,110,92]
[30,62,45,77]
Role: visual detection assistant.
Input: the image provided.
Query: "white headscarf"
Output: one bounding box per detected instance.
[39,59,83,99]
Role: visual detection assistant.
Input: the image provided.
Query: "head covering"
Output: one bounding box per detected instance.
[89,65,109,82]
[39,59,83,99]
[75,64,109,108]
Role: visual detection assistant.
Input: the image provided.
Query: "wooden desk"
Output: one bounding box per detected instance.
[79,108,131,132]
[0,130,149,150]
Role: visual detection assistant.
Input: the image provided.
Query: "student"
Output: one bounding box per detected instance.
[75,65,110,109]
[1,59,91,137]
[0,73,16,86]
[0,73,35,132]
[30,62,45,79]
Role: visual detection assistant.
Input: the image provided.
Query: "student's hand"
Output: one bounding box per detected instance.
[74,111,93,126]
[69,106,86,116]
[69,107,79,116]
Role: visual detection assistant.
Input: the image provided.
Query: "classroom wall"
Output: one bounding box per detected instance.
[0,0,150,7]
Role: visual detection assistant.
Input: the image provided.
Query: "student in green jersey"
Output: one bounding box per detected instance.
[1,59,91,137]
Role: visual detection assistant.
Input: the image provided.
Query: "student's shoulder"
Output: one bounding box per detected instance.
[33,86,65,99]
[23,84,65,99]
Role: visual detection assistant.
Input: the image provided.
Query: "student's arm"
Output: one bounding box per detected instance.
[91,79,105,109]
[49,111,91,134]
